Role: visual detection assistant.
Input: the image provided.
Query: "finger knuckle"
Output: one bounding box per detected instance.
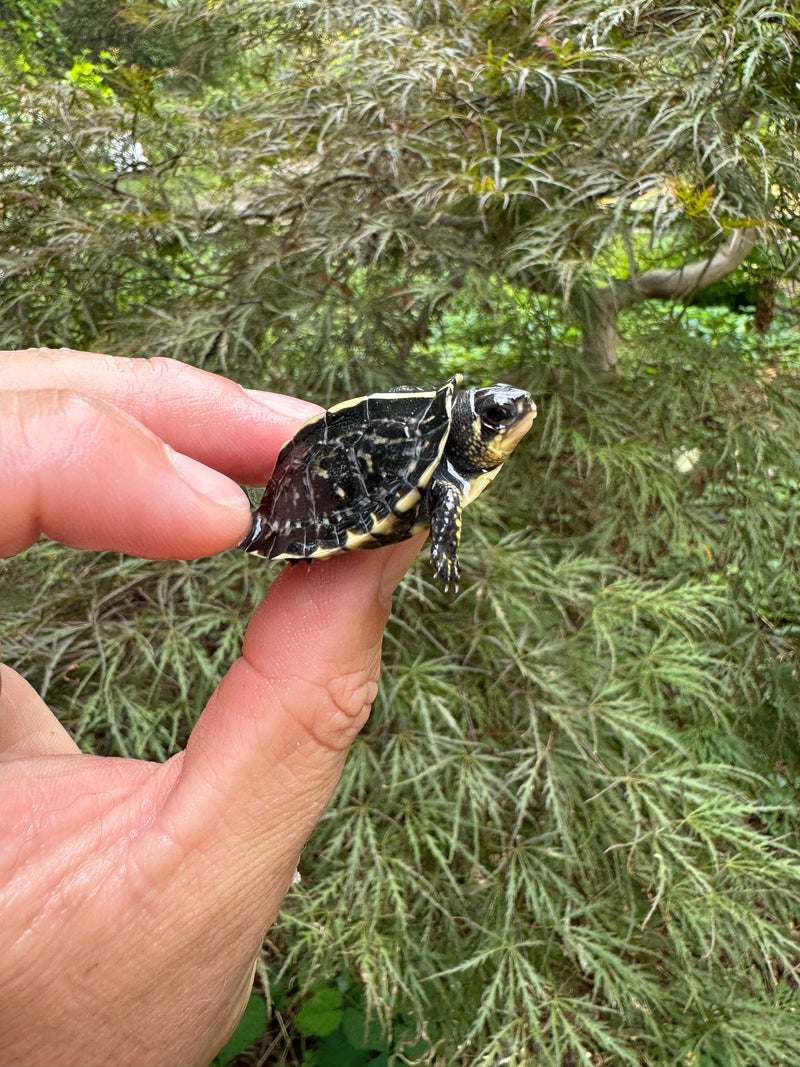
[49,391,113,453]
[8,390,104,459]
[142,355,190,382]
[294,670,379,753]
[323,669,379,721]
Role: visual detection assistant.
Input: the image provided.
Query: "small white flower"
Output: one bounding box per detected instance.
[674,447,701,474]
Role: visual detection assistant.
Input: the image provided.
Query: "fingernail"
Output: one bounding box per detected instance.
[244,388,321,420]
[167,449,251,510]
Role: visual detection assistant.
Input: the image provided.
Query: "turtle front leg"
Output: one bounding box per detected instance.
[428,480,463,588]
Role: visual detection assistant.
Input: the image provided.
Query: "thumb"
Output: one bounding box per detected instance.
[161,539,423,891]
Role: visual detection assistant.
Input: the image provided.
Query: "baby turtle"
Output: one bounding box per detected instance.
[240,375,535,586]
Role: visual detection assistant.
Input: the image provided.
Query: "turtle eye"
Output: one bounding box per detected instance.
[479,400,516,431]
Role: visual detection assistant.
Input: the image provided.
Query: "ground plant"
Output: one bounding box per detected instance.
[3,2,800,1065]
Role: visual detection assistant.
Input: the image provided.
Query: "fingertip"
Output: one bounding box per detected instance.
[243,388,322,421]
[166,449,252,512]
[242,537,424,669]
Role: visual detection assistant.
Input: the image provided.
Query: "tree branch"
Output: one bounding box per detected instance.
[574,227,760,374]
[632,227,759,300]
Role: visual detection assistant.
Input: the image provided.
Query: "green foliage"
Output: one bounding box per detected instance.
[1,548,264,756]
[288,977,425,1065]
[211,994,268,1067]
[0,0,66,69]
[0,0,188,74]
[3,0,800,372]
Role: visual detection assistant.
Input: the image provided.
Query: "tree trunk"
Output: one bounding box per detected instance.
[576,228,759,373]
[571,286,623,375]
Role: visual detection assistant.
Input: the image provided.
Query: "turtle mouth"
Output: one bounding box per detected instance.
[500,406,536,453]
[482,404,536,467]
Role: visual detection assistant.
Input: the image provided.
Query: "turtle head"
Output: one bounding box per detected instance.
[449,383,536,474]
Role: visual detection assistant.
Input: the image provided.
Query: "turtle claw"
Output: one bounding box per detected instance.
[431,552,460,591]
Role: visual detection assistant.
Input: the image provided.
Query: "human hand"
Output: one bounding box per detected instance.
[0,349,421,1067]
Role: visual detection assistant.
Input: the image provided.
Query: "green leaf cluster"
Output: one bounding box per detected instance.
[3,0,800,374]
[212,994,268,1067]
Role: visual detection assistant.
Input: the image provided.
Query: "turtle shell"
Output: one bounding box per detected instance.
[241,377,458,560]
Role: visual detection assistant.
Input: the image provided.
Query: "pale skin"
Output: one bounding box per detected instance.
[0,349,423,1067]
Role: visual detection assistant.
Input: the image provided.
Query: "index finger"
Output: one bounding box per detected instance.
[0,349,319,485]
